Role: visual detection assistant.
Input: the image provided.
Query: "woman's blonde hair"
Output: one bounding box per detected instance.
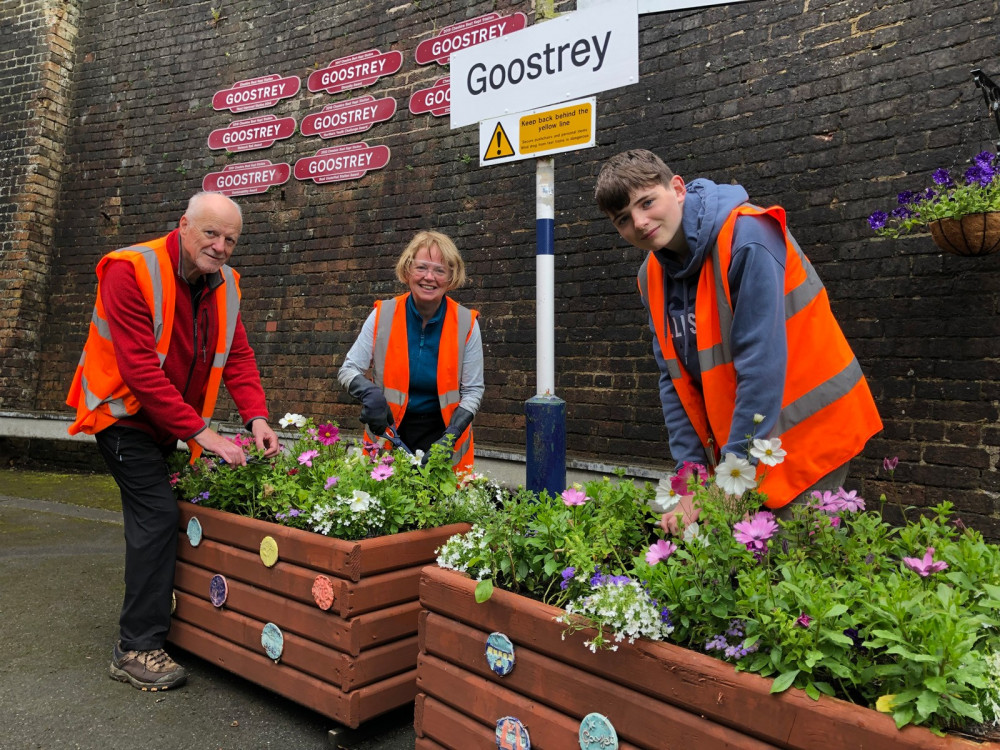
[395,230,466,289]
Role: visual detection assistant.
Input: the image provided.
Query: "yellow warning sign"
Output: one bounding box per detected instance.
[483,122,516,161]
[520,102,593,155]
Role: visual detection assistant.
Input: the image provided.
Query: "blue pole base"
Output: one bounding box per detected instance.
[525,395,566,497]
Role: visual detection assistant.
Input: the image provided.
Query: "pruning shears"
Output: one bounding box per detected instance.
[380,425,414,456]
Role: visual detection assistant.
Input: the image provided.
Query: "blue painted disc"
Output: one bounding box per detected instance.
[262,622,284,661]
[579,713,618,750]
[186,517,203,547]
[485,632,516,676]
[495,716,530,750]
[209,574,228,607]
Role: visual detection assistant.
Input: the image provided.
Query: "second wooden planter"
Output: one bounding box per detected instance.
[167,502,468,729]
[415,566,996,750]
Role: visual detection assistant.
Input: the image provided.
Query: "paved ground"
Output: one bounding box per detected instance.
[0,478,416,750]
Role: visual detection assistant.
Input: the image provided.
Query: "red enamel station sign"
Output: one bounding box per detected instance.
[294,142,390,184]
[300,95,397,140]
[212,74,301,114]
[307,49,403,95]
[207,115,297,153]
[414,12,528,66]
[408,77,450,117]
[202,160,291,197]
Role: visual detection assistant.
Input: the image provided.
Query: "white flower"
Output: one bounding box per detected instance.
[408,449,425,467]
[683,522,709,547]
[651,476,681,513]
[749,437,787,467]
[349,489,372,513]
[279,412,307,428]
[714,453,757,496]
[753,413,765,424]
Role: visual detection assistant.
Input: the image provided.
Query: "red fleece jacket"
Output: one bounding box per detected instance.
[99,229,268,444]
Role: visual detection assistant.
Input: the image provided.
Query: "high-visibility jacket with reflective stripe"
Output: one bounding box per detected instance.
[370,294,477,473]
[638,204,882,508]
[66,235,242,461]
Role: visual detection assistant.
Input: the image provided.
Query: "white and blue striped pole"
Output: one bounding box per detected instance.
[525,156,566,496]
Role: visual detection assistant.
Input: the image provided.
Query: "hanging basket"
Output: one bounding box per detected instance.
[927,211,1000,256]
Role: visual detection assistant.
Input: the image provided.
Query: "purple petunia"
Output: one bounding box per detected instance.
[932,168,954,187]
[560,567,576,591]
[891,206,912,219]
[902,547,949,577]
[896,190,916,205]
[868,211,888,230]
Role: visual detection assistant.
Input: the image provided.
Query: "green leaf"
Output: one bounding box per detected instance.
[823,603,848,619]
[770,669,800,693]
[915,690,939,719]
[922,675,948,693]
[820,628,855,647]
[804,683,820,701]
[474,578,494,603]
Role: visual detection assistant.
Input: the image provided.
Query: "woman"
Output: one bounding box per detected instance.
[338,230,484,472]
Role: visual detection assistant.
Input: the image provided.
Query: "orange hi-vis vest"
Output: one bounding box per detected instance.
[638,204,882,508]
[370,294,478,473]
[66,235,242,462]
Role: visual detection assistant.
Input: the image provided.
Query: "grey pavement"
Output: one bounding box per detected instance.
[0,493,416,750]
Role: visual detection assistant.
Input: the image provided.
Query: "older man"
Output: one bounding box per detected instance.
[67,192,280,690]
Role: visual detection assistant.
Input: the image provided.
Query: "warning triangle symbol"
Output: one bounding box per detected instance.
[483,122,516,161]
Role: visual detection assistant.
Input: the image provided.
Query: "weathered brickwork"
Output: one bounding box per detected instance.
[0,0,79,410]
[4,0,1000,534]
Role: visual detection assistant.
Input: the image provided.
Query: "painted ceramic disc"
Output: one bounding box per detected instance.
[259,535,279,567]
[579,713,618,750]
[495,716,530,750]
[261,622,283,661]
[485,632,516,676]
[312,575,335,611]
[186,517,203,547]
[209,574,228,607]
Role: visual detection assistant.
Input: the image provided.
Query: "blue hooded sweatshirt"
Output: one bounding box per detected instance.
[647,178,789,466]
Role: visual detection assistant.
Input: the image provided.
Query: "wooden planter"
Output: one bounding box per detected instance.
[167,502,468,729]
[415,566,997,750]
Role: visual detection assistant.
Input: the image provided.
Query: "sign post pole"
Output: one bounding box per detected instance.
[526,156,566,496]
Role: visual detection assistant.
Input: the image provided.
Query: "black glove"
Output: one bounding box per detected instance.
[347,375,394,436]
[423,407,474,465]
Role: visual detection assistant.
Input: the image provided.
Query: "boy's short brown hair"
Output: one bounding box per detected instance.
[594,149,675,215]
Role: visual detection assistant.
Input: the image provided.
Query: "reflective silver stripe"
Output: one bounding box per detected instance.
[92,309,112,341]
[774,358,864,436]
[697,343,728,372]
[215,265,241,369]
[372,299,397,390]
[784,231,824,319]
[107,398,131,418]
[439,304,473,410]
[384,387,406,408]
[710,243,734,362]
[664,357,682,380]
[439,389,461,409]
[118,245,167,343]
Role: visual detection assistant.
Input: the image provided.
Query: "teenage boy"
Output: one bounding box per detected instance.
[594,149,881,531]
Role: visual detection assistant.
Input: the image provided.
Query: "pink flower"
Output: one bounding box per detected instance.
[297,449,319,467]
[316,423,340,445]
[835,488,865,513]
[902,547,949,577]
[645,539,677,565]
[810,489,843,513]
[371,464,394,481]
[883,456,899,473]
[561,487,588,506]
[324,476,339,490]
[675,461,709,490]
[796,612,812,628]
[733,511,779,551]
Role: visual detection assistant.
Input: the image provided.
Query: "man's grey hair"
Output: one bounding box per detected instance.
[185,191,242,222]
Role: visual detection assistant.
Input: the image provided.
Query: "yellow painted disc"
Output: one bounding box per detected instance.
[259,535,279,567]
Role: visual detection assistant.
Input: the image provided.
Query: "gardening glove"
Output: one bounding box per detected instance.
[423,407,474,466]
[347,374,394,437]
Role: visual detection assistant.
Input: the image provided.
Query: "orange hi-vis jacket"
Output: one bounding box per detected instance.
[370,294,478,473]
[66,235,242,461]
[639,204,882,508]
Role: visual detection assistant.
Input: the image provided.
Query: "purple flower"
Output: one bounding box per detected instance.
[835,488,865,512]
[645,539,677,566]
[932,168,954,187]
[797,612,812,628]
[324,476,339,490]
[902,547,949,577]
[883,456,898,473]
[316,423,340,445]
[371,464,394,481]
[890,206,911,219]
[560,567,576,590]
[868,211,888,230]
[298,450,319,467]
[974,150,997,168]
[843,627,864,649]
[288,509,300,517]
[965,163,995,187]
[660,607,673,626]
[733,511,779,552]
[896,190,916,205]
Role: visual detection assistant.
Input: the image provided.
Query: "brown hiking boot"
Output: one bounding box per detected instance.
[109,641,187,691]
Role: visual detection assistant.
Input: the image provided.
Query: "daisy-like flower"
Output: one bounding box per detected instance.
[749,437,786,467]
[733,511,779,551]
[297,449,319,467]
[835,488,865,512]
[315,423,340,445]
[753,413,765,424]
[714,453,757,496]
[902,547,949,577]
[683,522,709,547]
[645,539,677,566]
[811,489,843,513]
[651,476,683,513]
[561,485,589,507]
[371,464,394,481]
[279,412,307,428]
[348,490,372,513]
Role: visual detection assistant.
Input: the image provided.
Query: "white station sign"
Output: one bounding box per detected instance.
[449,1,638,129]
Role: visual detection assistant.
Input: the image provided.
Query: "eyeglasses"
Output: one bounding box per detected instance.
[411,261,450,280]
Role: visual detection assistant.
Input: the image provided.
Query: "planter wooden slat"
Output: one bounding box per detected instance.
[175,560,420,656]
[169,618,416,728]
[418,610,777,750]
[177,536,424,617]
[418,566,996,750]
[415,692,513,750]
[173,591,417,690]
[414,735,448,750]
[178,503,467,580]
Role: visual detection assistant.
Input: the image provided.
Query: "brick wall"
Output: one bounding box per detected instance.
[6,0,1000,534]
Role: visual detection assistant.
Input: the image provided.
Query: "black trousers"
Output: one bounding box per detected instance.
[398,410,446,455]
[95,425,179,651]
